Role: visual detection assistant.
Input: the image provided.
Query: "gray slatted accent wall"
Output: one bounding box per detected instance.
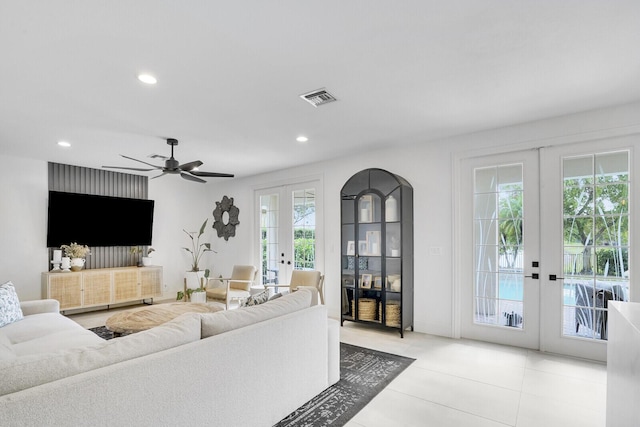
[48,162,149,269]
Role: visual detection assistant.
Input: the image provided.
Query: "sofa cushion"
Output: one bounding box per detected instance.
[0,331,15,361]
[0,282,23,328]
[201,288,312,338]
[0,312,201,396]
[2,312,99,347]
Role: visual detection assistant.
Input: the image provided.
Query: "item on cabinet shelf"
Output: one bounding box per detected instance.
[366,231,381,256]
[373,276,382,289]
[353,298,377,321]
[70,258,85,272]
[141,247,155,266]
[346,241,355,256]
[360,274,372,289]
[60,257,71,272]
[50,249,62,271]
[385,195,398,222]
[61,242,91,259]
[389,234,400,257]
[358,241,368,255]
[382,301,401,327]
[347,256,368,271]
[387,275,401,292]
[359,195,373,223]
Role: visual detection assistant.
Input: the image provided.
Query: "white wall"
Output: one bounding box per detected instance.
[2,101,639,337]
[207,101,640,337]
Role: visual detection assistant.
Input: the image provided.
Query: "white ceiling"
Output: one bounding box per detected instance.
[1,1,639,179]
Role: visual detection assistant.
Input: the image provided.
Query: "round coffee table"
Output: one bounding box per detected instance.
[106,302,222,336]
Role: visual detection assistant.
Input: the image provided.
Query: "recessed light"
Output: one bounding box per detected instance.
[57,141,71,147]
[137,74,157,85]
[296,136,309,143]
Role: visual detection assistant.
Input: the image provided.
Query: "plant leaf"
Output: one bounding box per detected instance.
[198,219,208,237]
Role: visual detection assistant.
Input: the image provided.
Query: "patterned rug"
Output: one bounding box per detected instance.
[88,327,414,426]
[275,343,414,427]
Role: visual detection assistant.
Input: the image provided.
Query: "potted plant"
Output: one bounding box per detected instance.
[177,268,209,302]
[141,247,155,266]
[60,242,91,271]
[183,219,216,289]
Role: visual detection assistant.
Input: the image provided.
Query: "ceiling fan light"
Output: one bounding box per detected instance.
[137,74,157,84]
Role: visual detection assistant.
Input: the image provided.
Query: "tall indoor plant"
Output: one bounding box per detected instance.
[182,219,215,291]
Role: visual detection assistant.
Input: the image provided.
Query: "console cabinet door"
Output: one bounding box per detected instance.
[82,270,112,306]
[113,269,140,302]
[140,267,162,298]
[47,273,82,309]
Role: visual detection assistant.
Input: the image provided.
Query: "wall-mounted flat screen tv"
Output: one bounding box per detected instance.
[47,191,155,247]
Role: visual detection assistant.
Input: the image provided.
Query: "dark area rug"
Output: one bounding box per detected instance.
[274,342,415,427]
[89,327,414,426]
[88,325,130,339]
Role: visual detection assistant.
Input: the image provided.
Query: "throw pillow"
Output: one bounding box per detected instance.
[269,292,283,301]
[244,289,270,307]
[0,281,24,328]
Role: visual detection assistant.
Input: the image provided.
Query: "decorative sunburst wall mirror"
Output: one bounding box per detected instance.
[212,195,240,241]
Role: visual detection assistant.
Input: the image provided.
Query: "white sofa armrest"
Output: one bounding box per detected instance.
[20,299,60,316]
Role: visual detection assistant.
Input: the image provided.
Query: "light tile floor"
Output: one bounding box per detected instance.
[340,323,606,427]
[70,307,607,427]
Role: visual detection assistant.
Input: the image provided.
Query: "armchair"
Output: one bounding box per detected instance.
[264,270,324,304]
[205,265,257,310]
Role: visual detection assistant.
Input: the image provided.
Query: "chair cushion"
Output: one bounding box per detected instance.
[0,282,24,328]
[229,265,256,291]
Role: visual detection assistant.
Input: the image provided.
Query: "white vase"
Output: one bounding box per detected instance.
[142,257,152,267]
[190,291,207,303]
[70,258,85,272]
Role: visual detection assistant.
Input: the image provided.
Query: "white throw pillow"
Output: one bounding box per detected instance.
[0,281,24,328]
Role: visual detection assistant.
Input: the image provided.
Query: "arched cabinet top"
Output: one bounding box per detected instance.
[341,168,413,199]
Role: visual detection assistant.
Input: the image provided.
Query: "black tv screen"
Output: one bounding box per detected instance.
[47,191,154,247]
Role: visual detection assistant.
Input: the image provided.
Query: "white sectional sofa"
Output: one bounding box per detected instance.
[0,289,340,427]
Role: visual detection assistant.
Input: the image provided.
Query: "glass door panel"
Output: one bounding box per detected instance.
[561,152,629,341]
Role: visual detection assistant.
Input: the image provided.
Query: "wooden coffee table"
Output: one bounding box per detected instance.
[105,302,222,336]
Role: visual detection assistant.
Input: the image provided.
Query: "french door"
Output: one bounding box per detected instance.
[539,138,635,361]
[255,180,323,287]
[460,137,636,361]
[460,150,541,350]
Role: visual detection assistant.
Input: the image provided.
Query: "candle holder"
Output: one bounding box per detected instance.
[50,260,61,271]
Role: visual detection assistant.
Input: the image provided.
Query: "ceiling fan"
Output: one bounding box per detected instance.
[102,138,234,183]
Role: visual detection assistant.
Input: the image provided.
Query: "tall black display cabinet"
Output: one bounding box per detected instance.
[340,168,413,337]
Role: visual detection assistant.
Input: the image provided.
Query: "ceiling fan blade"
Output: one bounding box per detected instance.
[189,171,235,178]
[102,166,156,172]
[150,172,169,180]
[178,160,203,171]
[120,155,162,169]
[180,172,206,183]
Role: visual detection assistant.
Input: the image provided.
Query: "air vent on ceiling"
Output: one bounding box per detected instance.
[300,88,337,107]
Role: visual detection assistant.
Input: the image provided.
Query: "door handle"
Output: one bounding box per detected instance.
[525,273,539,279]
[549,274,564,281]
